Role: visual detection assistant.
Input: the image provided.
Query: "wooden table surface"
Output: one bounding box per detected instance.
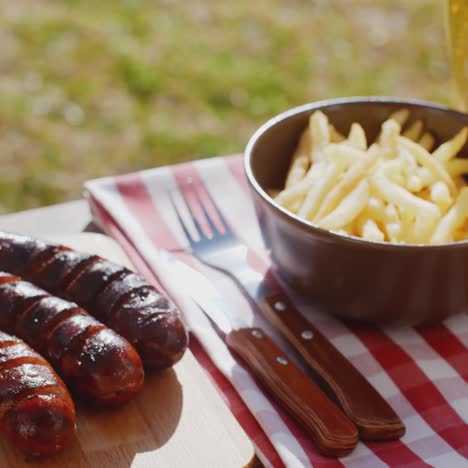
[0,205,259,468]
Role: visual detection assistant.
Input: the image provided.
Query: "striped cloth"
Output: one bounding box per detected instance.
[85,154,468,468]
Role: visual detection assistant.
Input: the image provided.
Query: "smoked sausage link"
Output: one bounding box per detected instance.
[0,330,76,456]
[0,272,144,407]
[0,233,189,370]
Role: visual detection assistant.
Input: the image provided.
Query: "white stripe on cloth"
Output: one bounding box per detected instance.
[385,328,468,422]
[84,179,311,468]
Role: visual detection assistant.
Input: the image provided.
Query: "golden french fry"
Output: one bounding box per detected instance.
[285,129,311,188]
[323,143,367,168]
[364,196,386,223]
[314,148,377,221]
[379,119,401,159]
[418,132,435,151]
[415,167,434,188]
[347,123,367,150]
[356,216,385,242]
[298,162,342,220]
[385,221,402,243]
[406,175,423,192]
[275,176,313,209]
[402,120,423,141]
[447,158,468,177]
[429,181,452,213]
[431,187,468,243]
[455,176,466,190]
[385,203,399,223]
[433,127,467,163]
[309,111,330,162]
[371,174,440,243]
[380,159,406,186]
[388,108,410,127]
[317,179,370,230]
[398,136,456,194]
[277,110,468,244]
[289,199,303,213]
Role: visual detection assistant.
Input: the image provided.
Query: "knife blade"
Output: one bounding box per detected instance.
[164,253,358,457]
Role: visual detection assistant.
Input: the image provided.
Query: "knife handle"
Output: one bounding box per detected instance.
[225,327,358,457]
[260,293,405,441]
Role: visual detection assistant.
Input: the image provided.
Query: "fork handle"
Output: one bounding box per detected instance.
[260,293,405,441]
[226,327,358,457]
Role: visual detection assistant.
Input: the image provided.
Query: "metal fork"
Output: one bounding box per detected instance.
[171,182,271,301]
[170,179,405,442]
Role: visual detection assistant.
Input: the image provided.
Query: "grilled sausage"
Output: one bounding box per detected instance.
[0,272,144,407]
[0,233,188,370]
[0,330,76,456]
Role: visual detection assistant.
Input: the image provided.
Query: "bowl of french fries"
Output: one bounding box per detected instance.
[245,97,468,324]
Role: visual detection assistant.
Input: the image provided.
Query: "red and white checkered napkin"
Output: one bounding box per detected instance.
[84,155,468,468]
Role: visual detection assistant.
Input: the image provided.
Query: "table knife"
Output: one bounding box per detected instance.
[165,255,358,457]
[213,266,405,442]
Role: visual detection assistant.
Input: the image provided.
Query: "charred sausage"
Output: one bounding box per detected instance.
[0,233,188,370]
[0,272,144,407]
[0,330,76,456]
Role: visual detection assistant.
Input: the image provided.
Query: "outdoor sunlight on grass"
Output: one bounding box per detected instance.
[0,0,448,213]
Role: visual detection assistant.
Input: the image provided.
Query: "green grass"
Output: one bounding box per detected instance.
[0,0,450,213]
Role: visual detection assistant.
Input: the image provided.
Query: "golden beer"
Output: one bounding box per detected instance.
[446,0,468,111]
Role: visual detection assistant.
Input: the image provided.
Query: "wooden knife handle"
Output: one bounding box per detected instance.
[226,327,358,457]
[260,293,405,441]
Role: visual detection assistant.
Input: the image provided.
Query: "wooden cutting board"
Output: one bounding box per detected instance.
[0,233,256,467]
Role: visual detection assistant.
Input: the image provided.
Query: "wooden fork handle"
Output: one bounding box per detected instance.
[259,293,405,441]
[226,327,358,457]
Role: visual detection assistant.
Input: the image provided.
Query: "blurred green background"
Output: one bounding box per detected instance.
[0,0,448,213]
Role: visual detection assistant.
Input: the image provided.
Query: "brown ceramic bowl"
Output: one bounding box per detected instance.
[245,97,468,325]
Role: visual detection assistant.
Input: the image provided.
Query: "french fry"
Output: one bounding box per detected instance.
[371,174,440,242]
[416,167,434,188]
[347,123,367,150]
[402,120,423,141]
[309,111,330,162]
[275,175,314,210]
[285,129,311,188]
[429,181,452,213]
[385,222,402,243]
[447,158,468,177]
[431,187,468,243]
[385,203,399,223]
[298,162,342,220]
[418,132,435,151]
[365,196,386,223]
[388,108,410,127]
[356,215,385,242]
[323,143,367,168]
[398,136,456,194]
[380,159,406,186]
[379,119,400,159]
[277,109,468,244]
[314,148,377,221]
[406,175,423,192]
[433,127,467,163]
[317,179,370,230]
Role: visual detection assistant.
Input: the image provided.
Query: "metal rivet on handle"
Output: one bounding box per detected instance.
[274,301,286,312]
[276,356,288,365]
[251,330,263,339]
[301,330,314,340]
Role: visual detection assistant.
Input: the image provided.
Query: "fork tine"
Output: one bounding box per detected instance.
[189,182,221,236]
[192,180,233,236]
[168,191,204,244]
